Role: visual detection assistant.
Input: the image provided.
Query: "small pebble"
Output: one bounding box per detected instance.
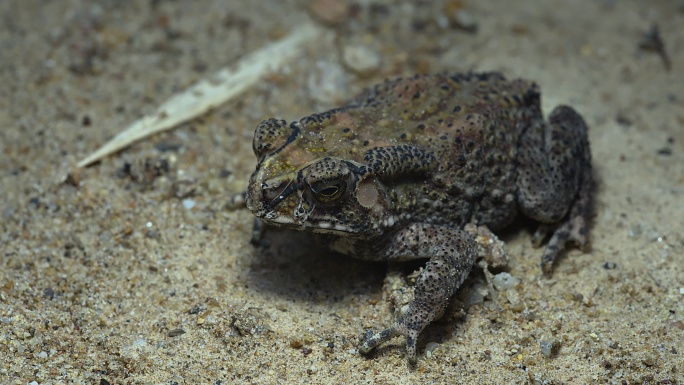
[289,338,304,349]
[452,10,478,32]
[521,308,536,321]
[425,342,440,358]
[308,0,348,25]
[182,199,196,210]
[231,193,245,206]
[492,272,520,291]
[540,339,561,358]
[642,356,656,367]
[342,45,381,76]
[506,289,525,312]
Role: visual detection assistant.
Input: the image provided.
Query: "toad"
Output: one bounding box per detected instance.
[246,72,592,364]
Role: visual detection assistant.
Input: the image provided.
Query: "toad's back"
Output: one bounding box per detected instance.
[296,72,544,230]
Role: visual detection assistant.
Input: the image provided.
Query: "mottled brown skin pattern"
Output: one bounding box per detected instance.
[246,72,592,365]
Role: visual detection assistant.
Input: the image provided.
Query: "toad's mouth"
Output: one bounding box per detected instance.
[259,211,357,235]
[247,180,359,235]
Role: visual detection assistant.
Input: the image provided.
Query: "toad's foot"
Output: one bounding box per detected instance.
[539,107,593,276]
[360,318,421,365]
[516,105,593,276]
[358,224,478,365]
[540,187,592,275]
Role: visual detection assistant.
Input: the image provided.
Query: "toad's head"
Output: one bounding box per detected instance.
[246,118,390,238]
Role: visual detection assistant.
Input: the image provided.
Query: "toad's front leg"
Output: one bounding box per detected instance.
[359,223,478,365]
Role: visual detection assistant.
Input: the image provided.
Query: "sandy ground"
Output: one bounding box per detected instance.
[1,0,683,384]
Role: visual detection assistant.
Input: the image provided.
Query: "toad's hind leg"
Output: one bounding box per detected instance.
[516,105,593,275]
[359,224,478,365]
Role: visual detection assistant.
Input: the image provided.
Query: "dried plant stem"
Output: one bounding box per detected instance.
[78,22,321,168]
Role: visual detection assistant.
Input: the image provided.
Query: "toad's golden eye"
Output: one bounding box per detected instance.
[311,181,346,204]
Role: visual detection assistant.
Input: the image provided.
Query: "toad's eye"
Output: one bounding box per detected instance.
[311,181,347,204]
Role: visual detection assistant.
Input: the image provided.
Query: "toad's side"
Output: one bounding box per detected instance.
[246,72,592,365]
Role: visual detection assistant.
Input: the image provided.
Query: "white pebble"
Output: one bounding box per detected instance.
[342,45,381,76]
[454,10,478,32]
[182,199,196,210]
[425,342,440,358]
[492,272,520,291]
[540,339,561,358]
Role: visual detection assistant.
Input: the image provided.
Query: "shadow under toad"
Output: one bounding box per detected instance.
[245,226,387,304]
[244,222,521,359]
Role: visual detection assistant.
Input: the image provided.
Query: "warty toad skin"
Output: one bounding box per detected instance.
[246,72,593,365]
